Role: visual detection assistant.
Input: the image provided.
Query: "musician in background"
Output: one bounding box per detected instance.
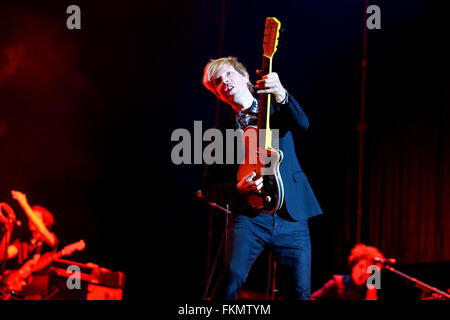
[311,243,384,300]
[2,191,58,295]
[201,57,322,300]
[6,190,58,264]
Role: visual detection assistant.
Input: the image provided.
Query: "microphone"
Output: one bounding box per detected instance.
[196,190,205,200]
[374,257,397,264]
[0,202,21,227]
[195,190,231,215]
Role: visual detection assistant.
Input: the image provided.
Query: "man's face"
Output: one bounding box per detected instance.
[351,259,372,286]
[212,64,250,109]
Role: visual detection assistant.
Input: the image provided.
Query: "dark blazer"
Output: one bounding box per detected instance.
[202,93,322,221]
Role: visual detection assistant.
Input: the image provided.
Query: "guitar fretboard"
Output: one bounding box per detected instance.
[257,55,273,149]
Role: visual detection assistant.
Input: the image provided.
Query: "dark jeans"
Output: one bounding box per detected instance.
[212,211,311,300]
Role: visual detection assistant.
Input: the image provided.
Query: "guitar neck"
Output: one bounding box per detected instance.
[257,55,273,149]
[32,251,60,272]
[14,240,84,285]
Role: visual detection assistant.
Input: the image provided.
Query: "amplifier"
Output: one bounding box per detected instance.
[46,258,126,300]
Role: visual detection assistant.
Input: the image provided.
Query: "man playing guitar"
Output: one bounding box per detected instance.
[201,48,322,298]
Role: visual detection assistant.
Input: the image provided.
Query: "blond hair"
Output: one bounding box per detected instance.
[202,56,254,96]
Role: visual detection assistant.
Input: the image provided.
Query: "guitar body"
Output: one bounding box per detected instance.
[237,125,284,213]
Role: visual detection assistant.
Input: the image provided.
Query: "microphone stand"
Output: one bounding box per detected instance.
[196,191,231,300]
[196,191,232,216]
[197,191,277,300]
[384,264,450,300]
[0,203,17,281]
[265,252,277,300]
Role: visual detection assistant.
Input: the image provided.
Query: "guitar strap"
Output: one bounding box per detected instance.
[235,98,258,128]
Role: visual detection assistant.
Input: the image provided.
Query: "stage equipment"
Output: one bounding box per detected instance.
[384,264,450,300]
[47,258,125,300]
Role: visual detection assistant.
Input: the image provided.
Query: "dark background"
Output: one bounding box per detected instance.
[1,0,449,303]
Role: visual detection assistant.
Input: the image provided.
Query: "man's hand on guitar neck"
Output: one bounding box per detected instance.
[255,70,287,103]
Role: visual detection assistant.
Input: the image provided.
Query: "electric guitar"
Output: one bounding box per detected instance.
[237,17,284,214]
[3,239,86,292]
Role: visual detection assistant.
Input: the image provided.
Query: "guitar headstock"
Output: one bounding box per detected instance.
[263,17,281,58]
[62,239,86,256]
